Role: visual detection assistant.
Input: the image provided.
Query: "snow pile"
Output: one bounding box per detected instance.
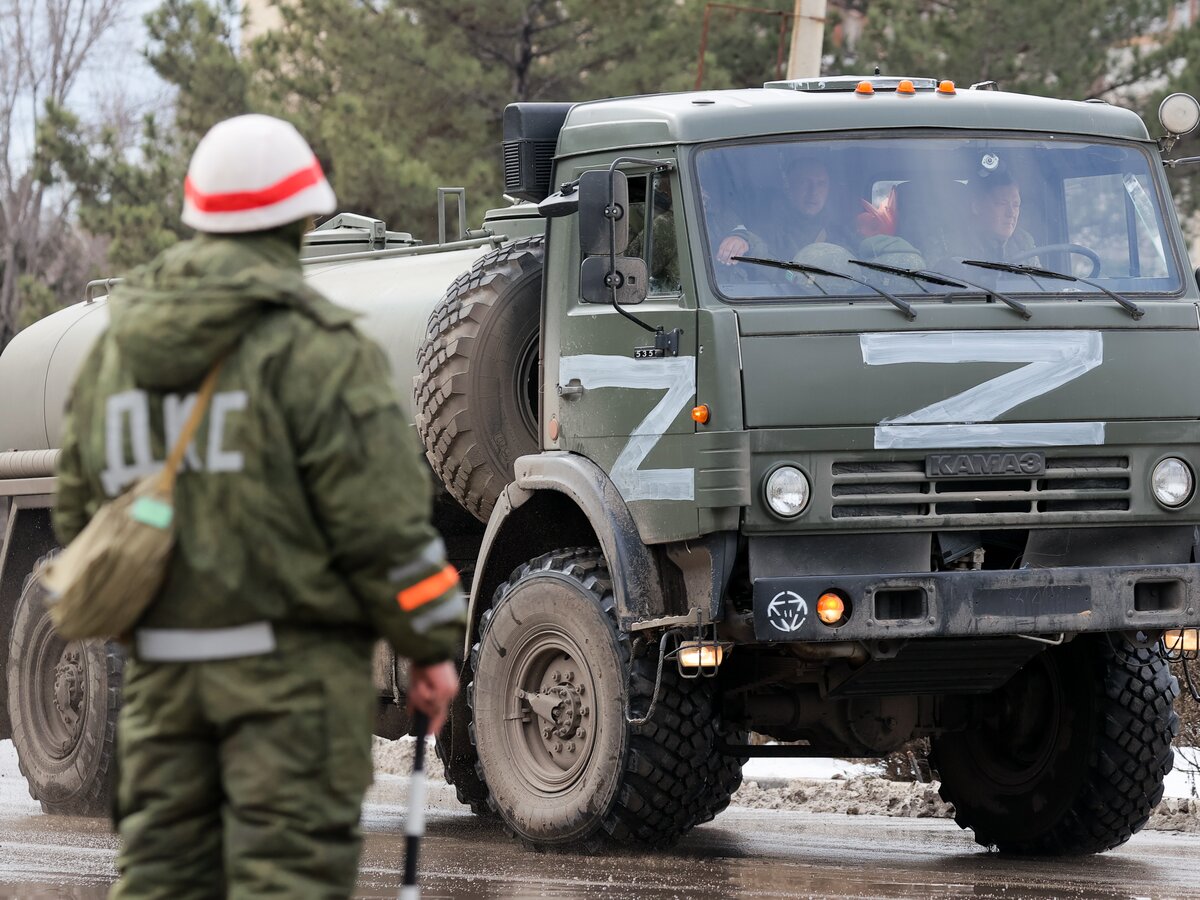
[734,775,953,819]
[372,735,445,781]
[732,773,1200,834]
[1151,797,1200,833]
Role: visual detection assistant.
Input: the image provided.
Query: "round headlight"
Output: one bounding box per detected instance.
[1160,93,1200,137]
[1152,457,1194,508]
[765,465,810,517]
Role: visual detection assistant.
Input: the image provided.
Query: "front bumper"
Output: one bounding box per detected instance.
[752,563,1200,641]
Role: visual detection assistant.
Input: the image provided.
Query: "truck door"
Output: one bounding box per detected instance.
[545,166,701,539]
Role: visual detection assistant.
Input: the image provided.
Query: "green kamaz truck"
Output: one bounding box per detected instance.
[1,75,1199,855]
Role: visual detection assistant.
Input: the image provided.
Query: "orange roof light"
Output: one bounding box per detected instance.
[691,404,710,425]
[897,79,916,95]
[855,80,875,95]
[937,80,956,95]
[817,592,846,625]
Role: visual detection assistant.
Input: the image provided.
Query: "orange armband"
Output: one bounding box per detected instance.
[397,564,460,611]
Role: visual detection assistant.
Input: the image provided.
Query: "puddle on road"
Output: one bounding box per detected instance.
[351,813,1177,900]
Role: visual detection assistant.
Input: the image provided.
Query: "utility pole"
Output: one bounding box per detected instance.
[786,0,827,79]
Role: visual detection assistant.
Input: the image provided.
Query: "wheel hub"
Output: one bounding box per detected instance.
[53,648,85,740]
[507,644,597,788]
[519,675,586,742]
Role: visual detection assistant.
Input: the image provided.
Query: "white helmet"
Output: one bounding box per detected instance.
[181,114,336,234]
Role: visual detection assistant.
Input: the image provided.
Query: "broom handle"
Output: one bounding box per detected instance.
[399,710,430,900]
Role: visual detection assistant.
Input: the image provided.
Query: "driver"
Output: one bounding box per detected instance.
[715,157,851,266]
[965,172,1037,263]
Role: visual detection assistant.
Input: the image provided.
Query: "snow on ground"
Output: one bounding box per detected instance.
[741,755,878,784]
[370,737,1200,832]
[6,735,1200,832]
[0,739,40,813]
[370,736,1200,801]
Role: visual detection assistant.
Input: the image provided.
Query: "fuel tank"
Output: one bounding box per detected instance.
[0,242,497,454]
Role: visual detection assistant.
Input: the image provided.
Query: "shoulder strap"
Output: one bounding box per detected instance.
[153,361,224,497]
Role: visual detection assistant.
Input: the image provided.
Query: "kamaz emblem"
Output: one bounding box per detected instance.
[926,451,1045,478]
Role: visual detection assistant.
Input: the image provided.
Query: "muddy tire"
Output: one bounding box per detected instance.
[6,556,122,816]
[414,237,543,522]
[470,548,739,850]
[932,635,1178,855]
[435,672,494,818]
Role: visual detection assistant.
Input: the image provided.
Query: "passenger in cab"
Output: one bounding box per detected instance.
[714,157,852,266]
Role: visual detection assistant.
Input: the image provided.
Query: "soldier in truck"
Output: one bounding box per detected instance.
[713,155,854,266]
[963,170,1038,264]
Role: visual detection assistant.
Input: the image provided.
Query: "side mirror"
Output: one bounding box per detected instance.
[538,184,579,218]
[578,169,630,256]
[580,255,648,305]
[1194,266,1200,293]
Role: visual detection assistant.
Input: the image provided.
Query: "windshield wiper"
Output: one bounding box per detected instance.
[848,259,1031,320]
[961,259,1144,320]
[733,255,915,320]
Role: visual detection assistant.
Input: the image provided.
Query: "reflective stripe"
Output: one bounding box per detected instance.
[388,538,447,586]
[409,592,467,635]
[406,771,427,836]
[136,622,276,662]
[185,158,325,213]
[397,565,459,612]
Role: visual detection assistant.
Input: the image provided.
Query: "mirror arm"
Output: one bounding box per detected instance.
[1163,155,1200,169]
[605,156,669,334]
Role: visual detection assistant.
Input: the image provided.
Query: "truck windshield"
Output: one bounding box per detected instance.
[696,136,1182,302]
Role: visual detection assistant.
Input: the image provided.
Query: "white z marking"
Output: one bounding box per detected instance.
[860,331,1104,450]
[558,354,695,501]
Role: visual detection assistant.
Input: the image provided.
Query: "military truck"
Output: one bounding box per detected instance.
[2,75,1200,855]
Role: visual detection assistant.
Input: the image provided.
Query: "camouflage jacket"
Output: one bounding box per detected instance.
[54,233,465,665]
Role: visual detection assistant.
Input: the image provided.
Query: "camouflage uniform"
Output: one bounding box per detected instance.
[54,231,466,899]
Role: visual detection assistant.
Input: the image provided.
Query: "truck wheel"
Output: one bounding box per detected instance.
[415,236,543,522]
[435,672,494,817]
[470,548,737,850]
[6,557,121,816]
[932,635,1178,855]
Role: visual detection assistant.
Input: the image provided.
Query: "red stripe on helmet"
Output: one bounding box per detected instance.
[184,157,325,213]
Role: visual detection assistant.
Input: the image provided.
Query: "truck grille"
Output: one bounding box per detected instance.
[831,456,1130,519]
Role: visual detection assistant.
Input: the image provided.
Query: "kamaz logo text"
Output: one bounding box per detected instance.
[925,451,1045,478]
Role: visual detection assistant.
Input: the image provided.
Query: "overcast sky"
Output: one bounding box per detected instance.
[70,0,171,137]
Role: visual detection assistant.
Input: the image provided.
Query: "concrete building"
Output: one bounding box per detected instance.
[241,0,284,48]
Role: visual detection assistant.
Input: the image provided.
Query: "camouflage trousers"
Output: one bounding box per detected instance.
[108,631,376,900]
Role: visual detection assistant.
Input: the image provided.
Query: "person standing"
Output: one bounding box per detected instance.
[53,114,465,899]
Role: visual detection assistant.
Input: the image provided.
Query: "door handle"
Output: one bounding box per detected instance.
[557,379,584,400]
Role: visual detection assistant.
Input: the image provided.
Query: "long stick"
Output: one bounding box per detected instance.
[399,710,430,900]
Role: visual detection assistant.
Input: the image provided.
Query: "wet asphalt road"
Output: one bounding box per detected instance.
[2,775,1200,899]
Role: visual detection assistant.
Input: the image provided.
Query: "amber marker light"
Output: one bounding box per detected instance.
[855,80,875,95]
[677,641,724,669]
[1164,629,1200,653]
[817,592,847,625]
[937,80,957,95]
[692,404,710,425]
[896,79,916,95]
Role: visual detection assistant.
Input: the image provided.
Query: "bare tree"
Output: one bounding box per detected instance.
[0,0,128,348]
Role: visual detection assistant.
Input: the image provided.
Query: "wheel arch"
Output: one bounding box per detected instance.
[0,499,58,740]
[463,451,666,655]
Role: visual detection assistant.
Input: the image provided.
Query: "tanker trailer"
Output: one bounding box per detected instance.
[0,200,544,814]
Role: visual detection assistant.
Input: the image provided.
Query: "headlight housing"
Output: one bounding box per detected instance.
[765,465,810,517]
[1152,457,1194,508]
